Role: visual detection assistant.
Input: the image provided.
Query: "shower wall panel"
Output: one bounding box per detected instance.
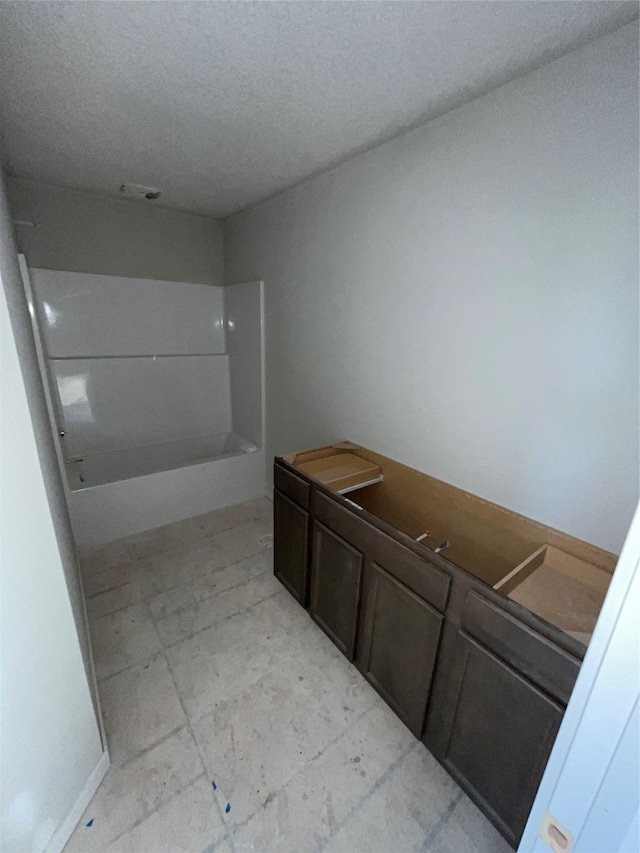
[225,280,264,449]
[29,268,230,457]
[30,269,226,357]
[53,355,232,457]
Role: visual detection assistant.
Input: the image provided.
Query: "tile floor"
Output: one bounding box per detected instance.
[66,497,512,853]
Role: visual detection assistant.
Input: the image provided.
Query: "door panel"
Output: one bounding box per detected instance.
[310,521,364,659]
[274,489,309,605]
[359,561,444,737]
[441,631,563,846]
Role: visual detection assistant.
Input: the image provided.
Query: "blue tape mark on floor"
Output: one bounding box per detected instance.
[86,819,94,828]
[225,803,231,814]
[211,781,217,790]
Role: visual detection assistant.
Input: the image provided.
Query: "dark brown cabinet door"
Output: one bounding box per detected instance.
[273,489,310,606]
[358,561,444,737]
[439,631,563,847]
[310,521,364,660]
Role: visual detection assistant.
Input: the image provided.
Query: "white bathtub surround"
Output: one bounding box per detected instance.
[22,265,265,547]
[30,269,231,458]
[52,356,233,458]
[28,270,226,357]
[225,280,266,450]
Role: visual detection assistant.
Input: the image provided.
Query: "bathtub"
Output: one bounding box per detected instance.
[65,431,258,490]
[66,433,265,548]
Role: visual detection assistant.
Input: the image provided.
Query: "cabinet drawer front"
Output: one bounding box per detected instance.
[274,462,310,509]
[314,491,370,548]
[360,562,444,737]
[310,521,364,660]
[274,489,309,605]
[314,492,450,612]
[461,591,579,704]
[368,533,450,613]
[443,632,563,846]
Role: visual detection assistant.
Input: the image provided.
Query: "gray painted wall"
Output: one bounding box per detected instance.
[5,177,224,284]
[225,24,639,554]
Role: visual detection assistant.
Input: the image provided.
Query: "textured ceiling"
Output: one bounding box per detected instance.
[0,1,637,219]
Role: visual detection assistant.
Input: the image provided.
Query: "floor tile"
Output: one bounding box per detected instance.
[149,551,272,622]
[165,591,315,722]
[429,790,514,853]
[232,702,415,851]
[100,654,187,765]
[324,740,461,853]
[91,602,162,680]
[80,541,134,576]
[134,536,229,598]
[87,582,143,619]
[190,498,272,539]
[83,563,134,598]
[213,517,273,565]
[164,607,273,722]
[191,666,341,827]
[324,775,427,853]
[394,742,462,833]
[64,728,203,851]
[103,777,225,853]
[155,570,282,647]
[123,524,188,561]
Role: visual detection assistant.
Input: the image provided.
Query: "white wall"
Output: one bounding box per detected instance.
[225,23,639,554]
[5,176,223,285]
[0,274,104,850]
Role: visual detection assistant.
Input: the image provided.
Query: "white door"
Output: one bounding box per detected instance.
[518,503,640,853]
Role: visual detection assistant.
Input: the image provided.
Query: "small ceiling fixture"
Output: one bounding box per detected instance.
[120,182,162,201]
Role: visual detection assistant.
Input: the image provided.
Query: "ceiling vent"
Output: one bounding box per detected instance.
[120,182,162,200]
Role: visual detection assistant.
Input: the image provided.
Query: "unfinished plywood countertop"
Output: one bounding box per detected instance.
[495,544,611,642]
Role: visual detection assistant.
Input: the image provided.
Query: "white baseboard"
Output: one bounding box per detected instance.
[45,750,110,853]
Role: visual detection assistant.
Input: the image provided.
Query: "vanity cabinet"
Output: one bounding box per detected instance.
[273,490,309,605]
[272,442,617,848]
